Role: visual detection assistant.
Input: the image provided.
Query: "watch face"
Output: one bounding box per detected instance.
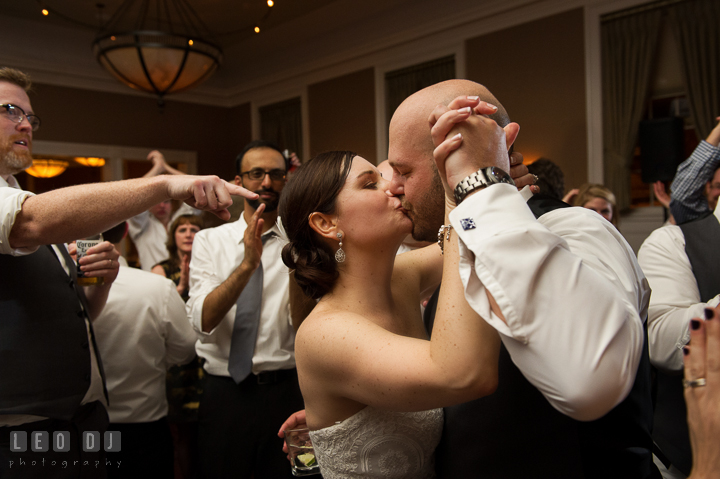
[488,166,514,185]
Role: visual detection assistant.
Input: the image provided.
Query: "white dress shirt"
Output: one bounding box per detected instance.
[449,184,647,422]
[93,266,196,423]
[128,203,199,271]
[638,202,720,373]
[187,214,296,377]
[0,174,35,256]
[0,175,106,426]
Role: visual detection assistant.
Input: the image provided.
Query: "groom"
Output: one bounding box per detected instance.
[386,79,656,479]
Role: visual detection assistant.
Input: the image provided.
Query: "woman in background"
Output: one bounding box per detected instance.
[564,183,618,226]
[152,214,203,301]
[152,213,204,479]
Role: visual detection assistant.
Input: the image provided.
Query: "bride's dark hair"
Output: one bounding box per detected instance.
[280,151,356,300]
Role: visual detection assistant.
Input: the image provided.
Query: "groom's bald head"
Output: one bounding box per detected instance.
[387,80,510,241]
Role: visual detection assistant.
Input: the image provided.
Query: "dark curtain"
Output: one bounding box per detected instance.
[259,97,303,155]
[602,10,662,210]
[668,0,720,140]
[385,56,455,129]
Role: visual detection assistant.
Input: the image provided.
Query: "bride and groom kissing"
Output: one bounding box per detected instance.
[278,79,655,479]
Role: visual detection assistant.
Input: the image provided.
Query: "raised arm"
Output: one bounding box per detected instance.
[196,205,265,333]
[9,174,257,250]
[144,150,188,177]
[296,220,500,423]
[670,118,720,224]
[430,106,645,421]
[392,242,443,305]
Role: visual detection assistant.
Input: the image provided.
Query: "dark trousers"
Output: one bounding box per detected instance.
[198,370,304,479]
[169,421,199,479]
[0,401,109,479]
[105,417,173,479]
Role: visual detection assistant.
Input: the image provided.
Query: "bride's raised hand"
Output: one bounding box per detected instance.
[428,97,537,194]
[428,96,500,150]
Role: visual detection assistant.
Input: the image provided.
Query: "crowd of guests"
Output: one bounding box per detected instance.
[0,65,719,479]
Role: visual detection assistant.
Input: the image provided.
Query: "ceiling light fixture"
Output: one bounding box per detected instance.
[25,159,69,178]
[92,0,223,105]
[74,157,106,167]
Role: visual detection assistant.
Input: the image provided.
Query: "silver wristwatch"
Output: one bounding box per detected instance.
[453,166,515,204]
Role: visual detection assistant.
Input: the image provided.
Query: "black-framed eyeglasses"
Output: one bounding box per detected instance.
[0,104,40,131]
[240,168,286,181]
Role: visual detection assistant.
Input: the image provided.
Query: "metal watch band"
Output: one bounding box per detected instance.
[453,166,515,204]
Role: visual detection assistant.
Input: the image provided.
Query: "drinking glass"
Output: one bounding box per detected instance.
[284,427,321,476]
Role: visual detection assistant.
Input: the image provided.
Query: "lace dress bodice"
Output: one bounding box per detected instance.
[309,406,443,479]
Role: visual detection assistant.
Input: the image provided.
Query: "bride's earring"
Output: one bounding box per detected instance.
[335,232,346,263]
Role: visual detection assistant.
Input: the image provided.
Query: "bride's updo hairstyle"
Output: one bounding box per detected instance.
[280,151,356,300]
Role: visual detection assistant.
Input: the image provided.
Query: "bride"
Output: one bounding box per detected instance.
[278,148,502,478]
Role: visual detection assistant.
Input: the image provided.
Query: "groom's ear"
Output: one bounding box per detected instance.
[308,212,338,240]
[504,122,520,151]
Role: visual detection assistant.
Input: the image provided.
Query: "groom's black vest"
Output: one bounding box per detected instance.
[0,245,102,421]
[425,195,658,479]
[653,211,720,476]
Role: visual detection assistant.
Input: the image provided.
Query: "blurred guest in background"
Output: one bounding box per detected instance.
[91,222,197,478]
[128,150,201,271]
[565,183,618,226]
[152,214,204,302]
[152,214,205,479]
[528,157,565,201]
[670,117,720,225]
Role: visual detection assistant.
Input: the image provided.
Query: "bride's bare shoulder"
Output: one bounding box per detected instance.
[298,308,372,334]
[296,308,385,350]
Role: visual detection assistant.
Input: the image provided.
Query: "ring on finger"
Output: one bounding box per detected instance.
[683,378,707,388]
[532,174,539,184]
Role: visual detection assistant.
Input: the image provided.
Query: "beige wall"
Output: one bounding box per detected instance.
[308,68,377,164]
[29,84,252,181]
[466,8,587,195]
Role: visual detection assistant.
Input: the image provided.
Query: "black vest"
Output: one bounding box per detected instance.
[653,212,720,476]
[425,195,658,479]
[0,245,100,421]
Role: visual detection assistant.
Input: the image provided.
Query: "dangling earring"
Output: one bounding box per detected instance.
[335,232,346,263]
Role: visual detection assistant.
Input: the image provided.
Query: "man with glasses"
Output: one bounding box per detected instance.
[187,140,303,478]
[0,67,256,478]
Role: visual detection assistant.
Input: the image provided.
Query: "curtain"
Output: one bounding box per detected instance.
[385,56,455,129]
[260,97,303,156]
[668,0,720,140]
[602,11,662,210]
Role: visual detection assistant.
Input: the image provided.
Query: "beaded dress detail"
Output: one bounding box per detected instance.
[309,406,443,478]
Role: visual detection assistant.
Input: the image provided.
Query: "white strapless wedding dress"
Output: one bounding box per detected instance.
[309,406,443,479]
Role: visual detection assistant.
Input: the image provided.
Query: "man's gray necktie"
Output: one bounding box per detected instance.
[228,232,274,384]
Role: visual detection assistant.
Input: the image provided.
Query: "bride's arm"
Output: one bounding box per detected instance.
[295,219,500,415]
[392,243,443,304]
